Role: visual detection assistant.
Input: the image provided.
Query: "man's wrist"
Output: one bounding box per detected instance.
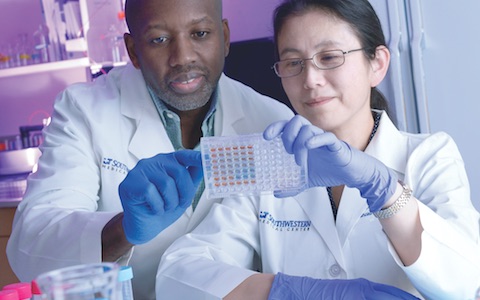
[101,212,134,261]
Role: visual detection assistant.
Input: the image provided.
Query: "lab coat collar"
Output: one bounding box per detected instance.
[185,74,250,224]
[294,112,407,267]
[334,187,372,243]
[118,69,248,160]
[334,112,409,239]
[119,63,174,159]
[365,111,408,175]
[295,188,346,267]
[214,74,247,136]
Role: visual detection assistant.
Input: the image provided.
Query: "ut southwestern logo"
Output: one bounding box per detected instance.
[259,211,311,232]
[102,157,129,175]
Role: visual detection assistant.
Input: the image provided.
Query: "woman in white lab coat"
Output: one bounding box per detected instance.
[156,0,480,299]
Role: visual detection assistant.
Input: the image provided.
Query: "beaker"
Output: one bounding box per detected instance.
[35,263,120,300]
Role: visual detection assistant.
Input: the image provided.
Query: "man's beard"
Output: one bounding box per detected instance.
[152,65,216,111]
[157,83,213,111]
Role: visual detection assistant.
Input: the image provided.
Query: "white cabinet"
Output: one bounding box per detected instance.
[0,0,129,137]
[0,0,128,78]
[41,0,128,66]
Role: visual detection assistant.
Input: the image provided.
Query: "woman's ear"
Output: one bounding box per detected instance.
[370,45,390,87]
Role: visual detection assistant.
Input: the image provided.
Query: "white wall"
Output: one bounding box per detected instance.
[0,69,89,137]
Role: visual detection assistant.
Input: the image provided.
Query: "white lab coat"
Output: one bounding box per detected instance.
[6,63,294,299]
[157,112,480,300]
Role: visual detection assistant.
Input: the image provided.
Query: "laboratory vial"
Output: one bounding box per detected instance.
[2,283,31,300]
[200,133,308,198]
[117,266,134,300]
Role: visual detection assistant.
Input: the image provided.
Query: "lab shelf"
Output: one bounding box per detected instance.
[90,61,128,75]
[0,58,90,79]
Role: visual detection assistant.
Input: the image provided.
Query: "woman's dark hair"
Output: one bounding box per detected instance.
[273,0,389,112]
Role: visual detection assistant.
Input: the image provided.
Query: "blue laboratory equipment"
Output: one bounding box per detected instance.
[117,266,134,300]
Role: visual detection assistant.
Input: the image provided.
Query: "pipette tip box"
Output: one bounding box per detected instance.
[200,133,307,198]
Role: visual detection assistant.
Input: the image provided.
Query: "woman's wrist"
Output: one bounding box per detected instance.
[374,181,412,219]
[382,181,403,207]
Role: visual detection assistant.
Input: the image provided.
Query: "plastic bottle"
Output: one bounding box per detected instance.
[105,10,128,63]
[117,266,134,300]
[2,283,31,300]
[106,23,123,63]
[116,10,129,63]
[0,290,19,300]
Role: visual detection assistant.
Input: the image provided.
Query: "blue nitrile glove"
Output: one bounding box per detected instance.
[263,115,397,212]
[268,273,420,300]
[119,150,203,244]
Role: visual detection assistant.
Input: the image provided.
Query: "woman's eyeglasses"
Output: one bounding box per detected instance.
[272,48,365,78]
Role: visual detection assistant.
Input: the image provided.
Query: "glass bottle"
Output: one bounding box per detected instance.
[33,24,50,64]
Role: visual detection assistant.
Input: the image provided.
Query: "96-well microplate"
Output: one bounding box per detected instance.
[200,133,307,198]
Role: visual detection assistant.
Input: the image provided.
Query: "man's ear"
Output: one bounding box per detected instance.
[124,33,140,69]
[222,19,231,58]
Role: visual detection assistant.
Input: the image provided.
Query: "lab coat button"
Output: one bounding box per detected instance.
[329,264,342,277]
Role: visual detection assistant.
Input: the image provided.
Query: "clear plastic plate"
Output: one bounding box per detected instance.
[201,133,307,198]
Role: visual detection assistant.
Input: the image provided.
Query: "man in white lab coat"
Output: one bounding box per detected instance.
[6,0,293,298]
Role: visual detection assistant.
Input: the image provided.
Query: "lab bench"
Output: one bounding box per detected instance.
[0,147,39,288]
[0,205,19,288]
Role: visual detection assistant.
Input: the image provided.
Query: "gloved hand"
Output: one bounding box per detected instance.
[263,115,397,212]
[119,150,203,244]
[268,273,420,300]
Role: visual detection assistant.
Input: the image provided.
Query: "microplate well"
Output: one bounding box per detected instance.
[200,133,307,198]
